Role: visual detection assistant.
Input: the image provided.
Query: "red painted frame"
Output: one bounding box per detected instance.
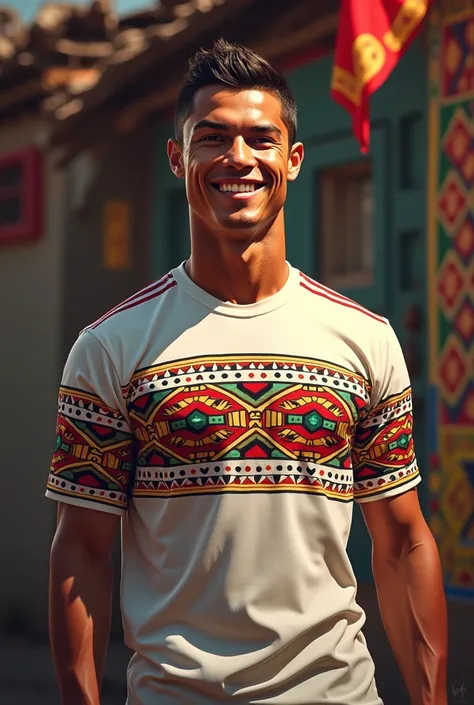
[0,147,43,244]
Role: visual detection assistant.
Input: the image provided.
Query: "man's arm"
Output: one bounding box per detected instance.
[361,489,447,705]
[49,503,120,705]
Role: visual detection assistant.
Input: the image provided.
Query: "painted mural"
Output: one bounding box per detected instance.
[428,0,474,600]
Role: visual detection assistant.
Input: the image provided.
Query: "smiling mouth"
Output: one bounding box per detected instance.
[211,182,265,194]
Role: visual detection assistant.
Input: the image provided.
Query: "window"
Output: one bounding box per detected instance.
[319,161,374,289]
[0,147,43,244]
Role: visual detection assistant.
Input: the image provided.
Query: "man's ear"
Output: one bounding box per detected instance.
[287,142,304,182]
[167,139,185,178]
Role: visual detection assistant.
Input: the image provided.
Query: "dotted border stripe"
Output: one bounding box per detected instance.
[133,460,354,501]
[354,459,419,498]
[361,393,413,428]
[47,474,127,508]
[58,391,131,433]
[129,363,369,405]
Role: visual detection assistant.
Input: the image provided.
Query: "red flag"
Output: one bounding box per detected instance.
[331,0,431,153]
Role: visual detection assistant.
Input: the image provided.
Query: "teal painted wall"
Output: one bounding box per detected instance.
[151,41,428,580]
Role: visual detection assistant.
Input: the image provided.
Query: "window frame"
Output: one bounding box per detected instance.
[0,147,43,244]
[319,159,374,291]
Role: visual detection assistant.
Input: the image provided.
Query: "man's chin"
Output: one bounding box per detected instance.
[216,210,262,231]
[216,221,264,243]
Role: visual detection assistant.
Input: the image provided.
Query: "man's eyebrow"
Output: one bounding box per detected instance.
[192,119,282,136]
[192,119,228,133]
[252,124,282,136]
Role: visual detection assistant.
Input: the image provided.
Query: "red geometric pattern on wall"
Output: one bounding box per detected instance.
[443,16,474,99]
[438,170,468,234]
[438,336,468,404]
[430,9,474,599]
[442,107,472,173]
[454,298,474,348]
[454,215,474,263]
[437,250,465,317]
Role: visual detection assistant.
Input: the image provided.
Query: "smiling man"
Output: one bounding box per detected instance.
[47,40,447,705]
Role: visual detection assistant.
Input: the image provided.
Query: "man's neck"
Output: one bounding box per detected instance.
[186,226,288,305]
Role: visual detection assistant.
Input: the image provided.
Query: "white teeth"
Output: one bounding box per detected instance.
[218,183,257,193]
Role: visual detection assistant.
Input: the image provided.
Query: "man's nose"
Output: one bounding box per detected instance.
[224,136,257,169]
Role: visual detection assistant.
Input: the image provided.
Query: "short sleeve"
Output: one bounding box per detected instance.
[46,330,135,515]
[352,323,421,503]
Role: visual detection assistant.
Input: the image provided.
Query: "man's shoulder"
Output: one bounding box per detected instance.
[83,271,177,339]
[297,270,388,328]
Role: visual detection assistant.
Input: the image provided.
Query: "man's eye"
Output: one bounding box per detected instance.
[252,137,275,145]
[199,134,224,142]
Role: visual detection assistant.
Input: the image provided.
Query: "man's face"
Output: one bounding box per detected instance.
[168,86,304,238]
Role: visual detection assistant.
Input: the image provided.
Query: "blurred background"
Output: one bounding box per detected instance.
[0,0,473,703]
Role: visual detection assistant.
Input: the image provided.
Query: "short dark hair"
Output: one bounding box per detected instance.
[175,38,297,144]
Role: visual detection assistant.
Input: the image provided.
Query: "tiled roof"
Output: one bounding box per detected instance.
[0,0,339,158]
[0,0,244,120]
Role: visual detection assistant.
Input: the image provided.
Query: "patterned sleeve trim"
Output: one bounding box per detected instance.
[354,459,420,502]
[352,386,420,502]
[46,386,135,513]
[358,387,413,428]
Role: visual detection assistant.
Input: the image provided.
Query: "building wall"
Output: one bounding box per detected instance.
[427,2,474,599]
[61,124,154,356]
[0,117,154,638]
[0,116,64,636]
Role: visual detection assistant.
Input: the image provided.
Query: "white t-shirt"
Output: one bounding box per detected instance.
[47,263,420,705]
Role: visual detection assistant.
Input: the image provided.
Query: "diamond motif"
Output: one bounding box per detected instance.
[438,250,465,317]
[187,409,208,431]
[304,410,323,432]
[442,108,471,170]
[389,433,411,450]
[440,381,474,424]
[398,433,410,449]
[438,170,468,234]
[454,216,474,263]
[443,20,474,99]
[445,37,462,75]
[438,336,468,405]
[454,298,474,347]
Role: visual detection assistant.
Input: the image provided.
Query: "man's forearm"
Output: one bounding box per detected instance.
[49,535,114,705]
[373,532,448,705]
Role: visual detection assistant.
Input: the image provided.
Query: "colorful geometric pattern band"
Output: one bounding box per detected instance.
[47,387,134,511]
[428,3,474,599]
[47,355,419,511]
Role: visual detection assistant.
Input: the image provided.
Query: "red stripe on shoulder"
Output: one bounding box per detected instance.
[300,273,387,324]
[89,272,173,330]
[90,276,176,330]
